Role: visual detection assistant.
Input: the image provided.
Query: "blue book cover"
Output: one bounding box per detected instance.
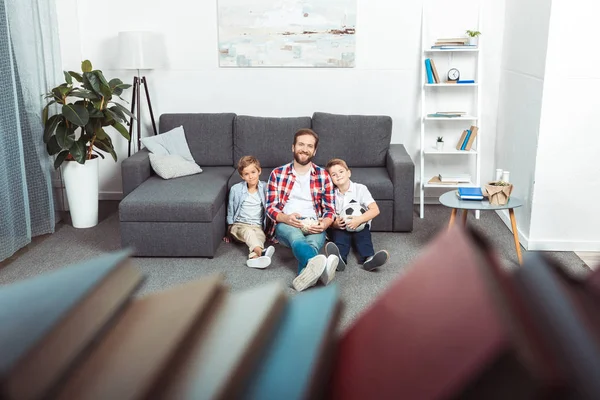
[460,129,472,150]
[458,187,483,199]
[424,59,434,84]
[457,80,475,84]
[242,285,341,400]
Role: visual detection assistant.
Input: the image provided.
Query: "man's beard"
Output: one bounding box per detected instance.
[294,151,314,166]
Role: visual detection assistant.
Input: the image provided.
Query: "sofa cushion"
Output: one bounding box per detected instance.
[311,112,392,167]
[159,113,235,166]
[346,168,394,200]
[119,167,235,222]
[234,115,312,168]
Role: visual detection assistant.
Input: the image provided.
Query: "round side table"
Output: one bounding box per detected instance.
[439,191,524,265]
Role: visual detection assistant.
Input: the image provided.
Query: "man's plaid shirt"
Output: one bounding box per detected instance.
[265,162,336,239]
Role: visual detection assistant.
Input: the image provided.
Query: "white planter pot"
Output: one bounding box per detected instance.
[469,37,478,46]
[436,142,444,151]
[62,157,99,228]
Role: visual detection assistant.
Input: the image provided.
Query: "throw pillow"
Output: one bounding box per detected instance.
[149,153,202,180]
[140,125,195,162]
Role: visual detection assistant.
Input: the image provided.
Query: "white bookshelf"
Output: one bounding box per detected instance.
[419,4,483,218]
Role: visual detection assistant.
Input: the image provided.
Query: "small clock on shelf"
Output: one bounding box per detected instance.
[447,68,460,82]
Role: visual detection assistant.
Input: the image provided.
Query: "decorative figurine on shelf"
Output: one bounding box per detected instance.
[436,136,444,151]
[465,30,481,46]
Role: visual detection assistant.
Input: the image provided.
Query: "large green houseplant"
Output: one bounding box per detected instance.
[42,60,133,228]
[43,60,133,169]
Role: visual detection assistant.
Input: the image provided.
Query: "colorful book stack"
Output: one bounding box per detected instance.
[0,251,341,400]
[424,58,441,83]
[456,125,479,151]
[431,37,478,50]
[3,229,600,399]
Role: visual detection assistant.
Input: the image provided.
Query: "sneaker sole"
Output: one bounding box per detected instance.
[264,245,275,259]
[325,242,346,271]
[247,256,271,269]
[293,255,327,291]
[321,255,339,285]
[363,250,389,271]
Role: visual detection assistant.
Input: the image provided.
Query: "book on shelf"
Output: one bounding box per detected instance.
[424,59,434,84]
[465,126,478,150]
[428,176,460,185]
[460,130,472,151]
[431,45,477,49]
[0,250,143,400]
[53,274,225,400]
[427,112,465,118]
[457,187,484,200]
[439,174,471,183]
[456,130,468,150]
[429,58,440,83]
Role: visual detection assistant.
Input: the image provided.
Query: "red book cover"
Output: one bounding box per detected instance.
[331,227,511,399]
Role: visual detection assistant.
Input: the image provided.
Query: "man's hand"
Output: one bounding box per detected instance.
[306,217,333,234]
[333,215,347,230]
[279,212,304,228]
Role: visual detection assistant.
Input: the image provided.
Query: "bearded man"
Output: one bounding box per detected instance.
[265,128,340,291]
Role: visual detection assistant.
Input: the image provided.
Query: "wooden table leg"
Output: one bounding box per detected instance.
[509,208,523,265]
[448,208,457,230]
[461,209,469,226]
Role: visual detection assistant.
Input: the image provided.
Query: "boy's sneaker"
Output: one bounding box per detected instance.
[262,245,275,259]
[320,255,339,286]
[363,250,389,271]
[325,242,346,271]
[292,255,327,292]
[247,255,271,269]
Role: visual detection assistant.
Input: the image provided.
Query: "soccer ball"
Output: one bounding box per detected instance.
[341,200,367,232]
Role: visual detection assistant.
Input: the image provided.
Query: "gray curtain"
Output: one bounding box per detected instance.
[0,0,62,261]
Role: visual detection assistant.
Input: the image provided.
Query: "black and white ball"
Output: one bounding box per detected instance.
[341,200,367,232]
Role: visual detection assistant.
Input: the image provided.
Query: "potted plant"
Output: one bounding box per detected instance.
[42,60,133,228]
[466,30,481,46]
[484,180,513,205]
[436,136,444,151]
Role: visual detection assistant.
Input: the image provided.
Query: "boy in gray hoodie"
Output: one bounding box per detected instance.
[223,156,275,268]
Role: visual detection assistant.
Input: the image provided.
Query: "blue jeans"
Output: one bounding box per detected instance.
[329,226,375,264]
[275,223,326,274]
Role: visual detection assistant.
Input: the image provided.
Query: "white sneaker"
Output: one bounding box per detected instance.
[247,256,271,269]
[320,254,339,286]
[263,245,275,259]
[292,254,327,292]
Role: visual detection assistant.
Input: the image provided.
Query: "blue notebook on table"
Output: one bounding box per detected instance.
[458,187,484,200]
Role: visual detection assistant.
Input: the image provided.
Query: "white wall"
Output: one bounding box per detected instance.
[494,0,552,244]
[55,0,505,201]
[528,0,600,251]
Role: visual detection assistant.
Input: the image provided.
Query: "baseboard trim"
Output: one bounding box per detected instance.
[100,192,123,201]
[496,209,600,251]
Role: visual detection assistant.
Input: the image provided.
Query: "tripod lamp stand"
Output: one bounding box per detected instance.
[116,31,167,156]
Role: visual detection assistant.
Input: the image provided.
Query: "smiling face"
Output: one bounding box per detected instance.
[240,163,261,187]
[292,134,317,166]
[327,164,351,187]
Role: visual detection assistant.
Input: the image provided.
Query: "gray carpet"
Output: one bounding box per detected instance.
[0,203,589,330]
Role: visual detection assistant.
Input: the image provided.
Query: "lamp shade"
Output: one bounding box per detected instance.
[116,31,166,70]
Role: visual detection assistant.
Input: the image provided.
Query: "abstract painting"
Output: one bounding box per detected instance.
[217,0,356,67]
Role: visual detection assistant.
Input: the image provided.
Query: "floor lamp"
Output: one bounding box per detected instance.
[117,31,166,156]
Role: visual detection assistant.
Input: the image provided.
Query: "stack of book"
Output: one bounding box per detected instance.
[427,111,466,118]
[0,251,341,400]
[4,231,600,398]
[431,37,477,49]
[456,125,479,151]
[424,58,441,83]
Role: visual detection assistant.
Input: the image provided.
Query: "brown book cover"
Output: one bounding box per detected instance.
[53,274,225,400]
[429,58,440,83]
[330,227,561,400]
[456,130,468,150]
[1,251,143,400]
[156,281,287,400]
[465,125,479,150]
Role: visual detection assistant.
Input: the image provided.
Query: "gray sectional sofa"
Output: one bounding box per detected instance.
[119,112,415,257]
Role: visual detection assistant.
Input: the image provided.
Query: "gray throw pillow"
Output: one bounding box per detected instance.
[140,125,195,162]
[148,154,202,180]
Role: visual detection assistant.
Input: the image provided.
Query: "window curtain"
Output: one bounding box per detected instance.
[0,0,62,261]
